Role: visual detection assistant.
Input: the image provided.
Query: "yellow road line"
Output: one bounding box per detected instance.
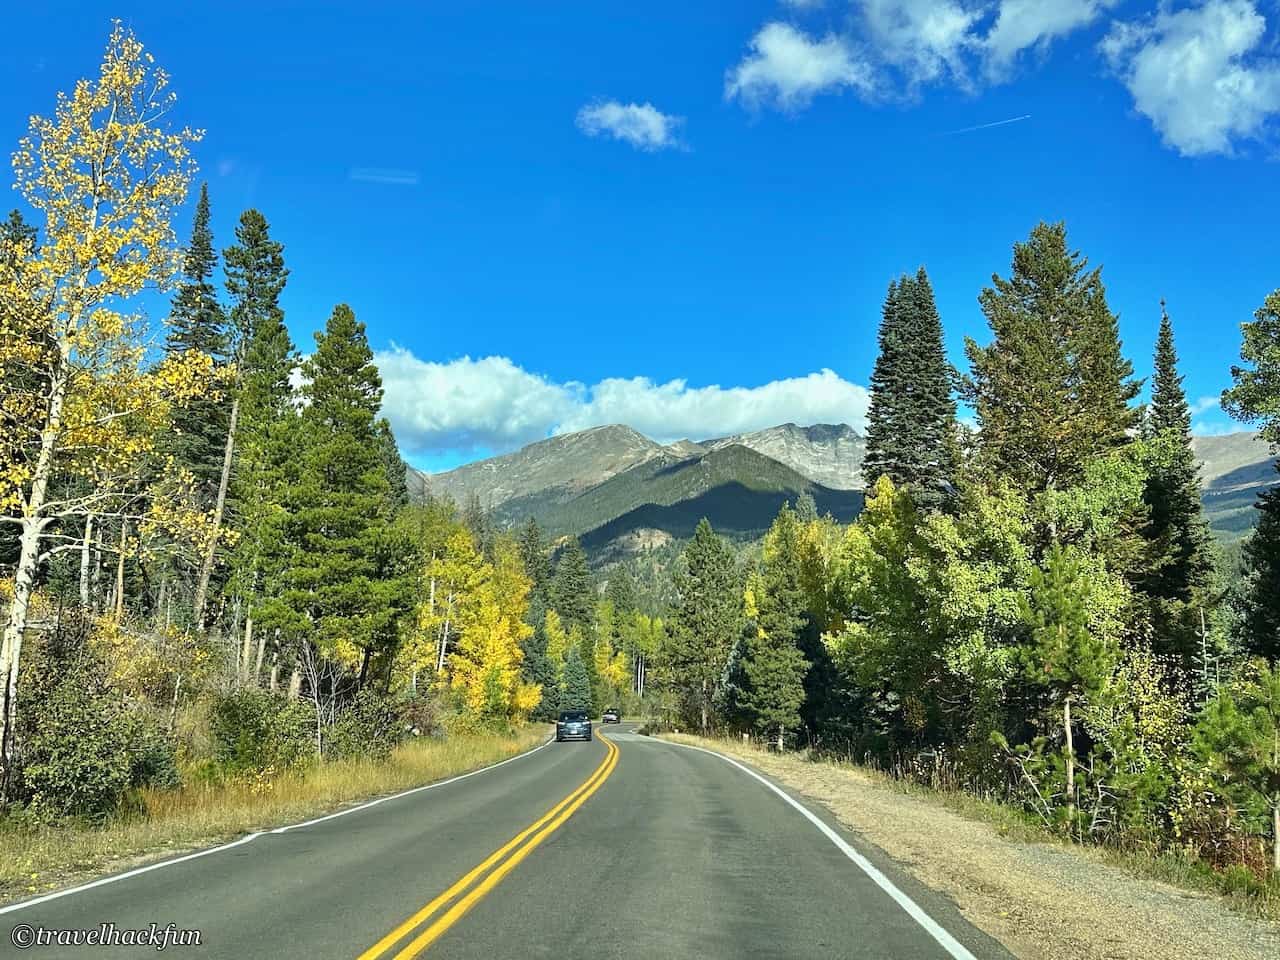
[358,733,618,960]
[392,734,618,959]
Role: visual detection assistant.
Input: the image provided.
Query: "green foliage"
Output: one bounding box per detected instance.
[551,537,594,636]
[561,646,593,713]
[663,518,744,731]
[863,269,958,503]
[166,182,230,496]
[965,221,1139,496]
[1237,478,1280,662]
[209,689,313,775]
[1192,661,1280,864]
[1223,289,1280,447]
[326,689,406,761]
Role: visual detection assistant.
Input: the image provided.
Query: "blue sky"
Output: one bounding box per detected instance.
[3,1,1278,471]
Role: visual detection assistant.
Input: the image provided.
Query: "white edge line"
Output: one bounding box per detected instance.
[0,733,554,916]
[662,738,978,960]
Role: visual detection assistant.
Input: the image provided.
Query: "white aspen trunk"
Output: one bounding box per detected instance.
[192,396,239,630]
[254,627,272,688]
[113,520,127,619]
[79,514,94,608]
[239,611,254,687]
[1064,695,1075,825]
[288,666,301,699]
[269,655,280,692]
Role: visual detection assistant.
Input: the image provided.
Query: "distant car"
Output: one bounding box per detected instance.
[601,708,620,724]
[556,710,592,742]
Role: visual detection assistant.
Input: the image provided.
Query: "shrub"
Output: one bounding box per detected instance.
[209,688,313,774]
[326,689,406,761]
[16,654,133,822]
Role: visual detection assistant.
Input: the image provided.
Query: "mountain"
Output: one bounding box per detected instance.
[704,423,863,490]
[1193,432,1276,541]
[407,424,662,513]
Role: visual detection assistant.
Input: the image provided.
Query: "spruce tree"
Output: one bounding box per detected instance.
[551,538,594,636]
[966,222,1140,495]
[282,305,396,674]
[562,646,594,713]
[1223,289,1280,662]
[377,419,410,509]
[605,565,638,615]
[1142,304,1214,664]
[224,210,295,680]
[863,270,957,502]
[666,518,743,731]
[166,183,229,495]
[1239,482,1280,662]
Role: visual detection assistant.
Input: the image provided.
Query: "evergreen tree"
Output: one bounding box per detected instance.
[225,211,295,681]
[462,493,494,558]
[166,183,229,495]
[1224,289,1280,662]
[1239,481,1280,662]
[863,270,958,502]
[562,646,593,713]
[863,278,906,488]
[1141,304,1215,665]
[551,537,594,636]
[282,305,397,677]
[376,419,410,509]
[665,518,743,731]
[966,222,1140,495]
[605,565,638,616]
[738,506,810,745]
[518,518,552,595]
[795,490,818,523]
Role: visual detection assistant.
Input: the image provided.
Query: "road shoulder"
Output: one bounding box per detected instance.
[658,733,1280,960]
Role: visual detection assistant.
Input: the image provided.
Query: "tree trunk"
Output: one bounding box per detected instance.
[192,396,239,631]
[288,666,301,699]
[0,354,70,792]
[113,520,128,619]
[1273,803,1279,874]
[169,672,182,732]
[700,679,709,733]
[239,611,254,687]
[269,655,280,692]
[79,513,94,608]
[1064,695,1075,826]
[358,646,371,688]
[255,627,272,688]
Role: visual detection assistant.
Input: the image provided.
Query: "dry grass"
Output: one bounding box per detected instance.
[0,725,549,903]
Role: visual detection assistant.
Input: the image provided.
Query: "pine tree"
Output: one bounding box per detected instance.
[863,270,957,502]
[224,211,295,683]
[562,646,594,713]
[166,183,229,495]
[1142,304,1215,665]
[738,506,810,746]
[1224,289,1280,662]
[551,537,595,636]
[605,565,638,615]
[966,222,1140,495]
[1239,481,1280,662]
[377,419,410,509]
[665,518,743,731]
[282,305,396,676]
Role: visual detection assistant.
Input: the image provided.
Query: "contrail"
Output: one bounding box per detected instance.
[936,114,1031,137]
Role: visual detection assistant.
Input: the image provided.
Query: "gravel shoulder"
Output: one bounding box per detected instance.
[662,733,1280,960]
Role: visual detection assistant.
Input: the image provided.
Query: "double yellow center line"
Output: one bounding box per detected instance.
[358,733,619,959]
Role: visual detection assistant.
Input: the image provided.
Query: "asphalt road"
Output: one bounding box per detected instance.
[2,724,1013,959]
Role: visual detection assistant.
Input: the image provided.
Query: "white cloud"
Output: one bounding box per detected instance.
[1101,0,1280,156]
[725,22,876,109]
[349,167,420,186]
[782,0,826,8]
[859,0,984,90]
[985,0,1119,78]
[1190,395,1223,416]
[576,100,684,151]
[1192,418,1240,436]
[376,347,869,462]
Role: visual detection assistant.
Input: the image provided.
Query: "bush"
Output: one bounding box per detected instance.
[16,654,134,822]
[327,689,406,761]
[209,689,313,774]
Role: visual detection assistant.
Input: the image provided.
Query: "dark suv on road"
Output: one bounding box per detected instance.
[556,710,592,742]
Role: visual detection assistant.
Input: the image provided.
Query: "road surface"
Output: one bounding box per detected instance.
[2,724,1012,959]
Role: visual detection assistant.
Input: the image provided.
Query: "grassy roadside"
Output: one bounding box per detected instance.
[658,732,1280,924]
[0,725,549,904]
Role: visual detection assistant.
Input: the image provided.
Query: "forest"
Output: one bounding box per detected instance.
[5,23,1280,907]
